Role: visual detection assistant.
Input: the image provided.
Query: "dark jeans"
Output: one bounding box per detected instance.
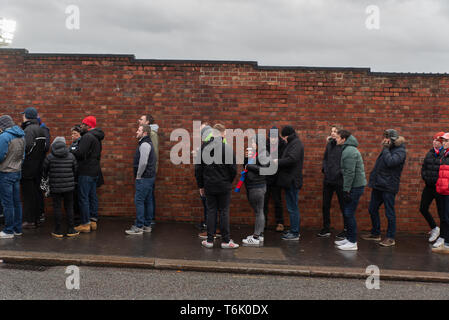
[284,182,300,235]
[263,184,284,225]
[150,182,156,222]
[205,191,231,243]
[0,172,22,234]
[343,186,365,243]
[420,185,443,230]
[78,175,99,225]
[52,191,74,234]
[322,182,346,231]
[368,188,397,239]
[134,177,155,228]
[436,195,449,245]
[21,177,40,225]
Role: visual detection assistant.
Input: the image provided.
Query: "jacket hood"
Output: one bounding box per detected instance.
[343,135,358,148]
[21,119,40,129]
[201,125,212,141]
[51,141,69,158]
[4,125,25,138]
[150,124,159,133]
[393,136,405,147]
[88,128,105,141]
[286,132,298,143]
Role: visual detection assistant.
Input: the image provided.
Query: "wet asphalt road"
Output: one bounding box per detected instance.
[0,264,448,300]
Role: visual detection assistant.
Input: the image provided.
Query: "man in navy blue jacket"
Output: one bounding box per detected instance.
[362,129,406,247]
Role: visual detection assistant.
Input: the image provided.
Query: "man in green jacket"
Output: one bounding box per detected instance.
[334,130,367,251]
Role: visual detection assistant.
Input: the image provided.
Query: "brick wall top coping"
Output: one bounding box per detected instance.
[1,48,448,77]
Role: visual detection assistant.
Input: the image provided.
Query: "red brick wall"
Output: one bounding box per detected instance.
[1,48,448,233]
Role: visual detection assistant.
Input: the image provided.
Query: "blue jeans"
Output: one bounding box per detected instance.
[0,172,23,234]
[368,188,396,239]
[343,186,365,243]
[78,175,99,225]
[284,182,300,235]
[135,177,155,228]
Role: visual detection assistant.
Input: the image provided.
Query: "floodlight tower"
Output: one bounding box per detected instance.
[0,18,17,47]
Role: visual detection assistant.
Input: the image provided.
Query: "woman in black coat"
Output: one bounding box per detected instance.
[42,136,78,238]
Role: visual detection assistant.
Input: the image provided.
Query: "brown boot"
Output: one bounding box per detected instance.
[379,238,395,247]
[74,223,91,233]
[90,221,97,231]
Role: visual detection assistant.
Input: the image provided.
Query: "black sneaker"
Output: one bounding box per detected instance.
[335,230,347,240]
[317,228,331,237]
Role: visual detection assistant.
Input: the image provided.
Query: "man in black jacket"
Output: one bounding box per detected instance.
[195,124,238,249]
[20,107,47,229]
[362,129,406,247]
[264,126,286,232]
[73,116,104,233]
[275,126,304,241]
[420,132,444,245]
[318,125,346,238]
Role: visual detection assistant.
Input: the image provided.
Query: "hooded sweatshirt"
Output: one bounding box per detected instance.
[149,124,159,173]
[42,138,78,194]
[0,126,26,173]
[340,135,367,192]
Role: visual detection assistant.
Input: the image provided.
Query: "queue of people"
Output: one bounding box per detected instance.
[0,111,448,254]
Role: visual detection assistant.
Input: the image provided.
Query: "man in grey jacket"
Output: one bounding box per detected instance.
[126,124,157,235]
[138,114,159,225]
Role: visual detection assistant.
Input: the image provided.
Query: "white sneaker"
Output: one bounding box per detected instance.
[242,235,263,247]
[221,239,239,249]
[429,227,440,242]
[334,239,348,246]
[338,241,358,251]
[0,231,14,239]
[433,237,445,248]
[201,240,213,248]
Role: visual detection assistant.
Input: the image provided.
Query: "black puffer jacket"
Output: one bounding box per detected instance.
[72,128,104,177]
[276,133,304,189]
[21,120,47,179]
[195,137,237,194]
[244,136,270,189]
[368,136,406,194]
[421,147,443,187]
[42,141,78,194]
[322,138,343,185]
[265,136,286,185]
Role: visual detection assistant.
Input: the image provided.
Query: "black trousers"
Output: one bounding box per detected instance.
[205,191,231,243]
[21,178,41,225]
[419,185,443,230]
[73,184,81,226]
[52,191,75,233]
[263,184,284,225]
[322,182,346,231]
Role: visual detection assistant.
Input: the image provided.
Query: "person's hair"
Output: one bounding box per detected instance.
[145,114,154,125]
[202,121,210,126]
[331,124,343,131]
[71,125,82,133]
[213,123,226,133]
[139,124,152,135]
[337,129,351,140]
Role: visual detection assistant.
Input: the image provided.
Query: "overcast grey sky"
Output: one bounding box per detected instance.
[1,0,449,72]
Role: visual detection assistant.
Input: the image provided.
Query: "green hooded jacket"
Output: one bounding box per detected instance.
[341,135,367,192]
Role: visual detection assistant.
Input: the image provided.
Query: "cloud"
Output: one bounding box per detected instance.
[2,0,449,72]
